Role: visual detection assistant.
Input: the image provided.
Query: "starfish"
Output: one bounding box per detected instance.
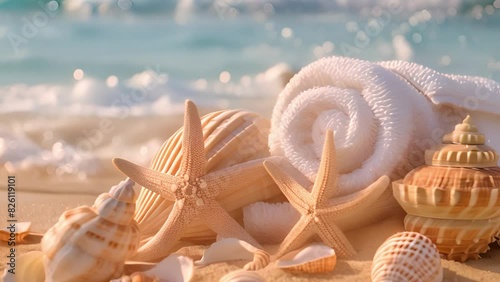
[264,130,390,258]
[113,100,267,262]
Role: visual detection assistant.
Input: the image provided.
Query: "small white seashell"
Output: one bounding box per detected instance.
[2,251,45,282]
[195,238,270,270]
[371,231,443,282]
[41,178,140,282]
[219,269,265,282]
[114,255,193,282]
[275,243,337,274]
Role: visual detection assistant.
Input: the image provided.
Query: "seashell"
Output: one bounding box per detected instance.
[0,222,44,244]
[134,109,284,246]
[114,255,193,282]
[41,178,140,282]
[371,232,442,282]
[2,251,46,282]
[219,269,265,282]
[392,115,500,261]
[195,238,270,270]
[275,243,337,274]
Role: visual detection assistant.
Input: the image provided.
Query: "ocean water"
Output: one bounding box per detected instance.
[1,0,500,178]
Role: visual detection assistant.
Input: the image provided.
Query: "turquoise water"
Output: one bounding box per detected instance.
[0,0,499,113]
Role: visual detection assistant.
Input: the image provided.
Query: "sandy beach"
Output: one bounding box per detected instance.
[1,110,500,282]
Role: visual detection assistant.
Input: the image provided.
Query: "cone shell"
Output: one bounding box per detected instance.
[134,109,284,245]
[41,179,140,282]
[371,232,442,282]
[392,115,500,262]
[275,243,337,274]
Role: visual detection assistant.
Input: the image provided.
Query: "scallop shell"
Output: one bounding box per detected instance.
[392,115,500,261]
[41,178,140,282]
[275,243,337,274]
[371,232,442,282]
[219,270,265,282]
[134,109,284,245]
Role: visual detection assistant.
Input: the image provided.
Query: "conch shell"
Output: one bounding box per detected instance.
[41,178,140,282]
[134,109,284,245]
[393,116,500,261]
[371,232,442,282]
[275,243,337,274]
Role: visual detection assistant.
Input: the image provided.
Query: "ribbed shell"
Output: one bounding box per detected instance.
[392,116,500,262]
[405,215,500,261]
[134,109,283,244]
[275,243,337,274]
[371,232,442,282]
[41,179,140,282]
[393,167,500,220]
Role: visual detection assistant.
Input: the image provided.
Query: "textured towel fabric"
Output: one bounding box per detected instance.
[269,56,500,196]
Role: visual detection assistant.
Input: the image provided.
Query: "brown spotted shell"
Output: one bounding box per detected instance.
[134,109,284,246]
[392,115,500,261]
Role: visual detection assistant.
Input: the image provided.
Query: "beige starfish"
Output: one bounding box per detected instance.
[264,130,390,258]
[113,100,269,262]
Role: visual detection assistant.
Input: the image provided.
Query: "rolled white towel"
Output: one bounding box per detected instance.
[269,56,500,196]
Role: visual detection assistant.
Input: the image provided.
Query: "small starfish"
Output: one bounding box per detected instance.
[264,130,390,258]
[113,100,268,262]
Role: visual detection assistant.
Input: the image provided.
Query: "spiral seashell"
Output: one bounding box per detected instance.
[371,232,442,282]
[219,270,265,282]
[393,116,500,261]
[41,178,140,282]
[134,109,283,245]
[275,243,337,274]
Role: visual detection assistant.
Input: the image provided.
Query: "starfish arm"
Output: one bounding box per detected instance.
[132,199,195,261]
[200,199,260,248]
[319,175,390,216]
[113,158,177,201]
[179,100,207,178]
[203,157,275,197]
[263,160,311,214]
[311,130,338,205]
[275,215,315,258]
[316,215,356,258]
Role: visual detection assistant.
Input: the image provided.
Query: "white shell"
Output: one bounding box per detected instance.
[275,243,337,274]
[2,251,45,282]
[113,255,194,282]
[219,270,265,282]
[0,222,44,244]
[371,231,443,282]
[195,238,270,270]
[41,178,140,282]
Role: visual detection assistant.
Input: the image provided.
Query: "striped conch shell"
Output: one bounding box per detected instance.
[393,116,500,261]
[134,109,284,246]
[41,178,140,282]
[371,232,442,282]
